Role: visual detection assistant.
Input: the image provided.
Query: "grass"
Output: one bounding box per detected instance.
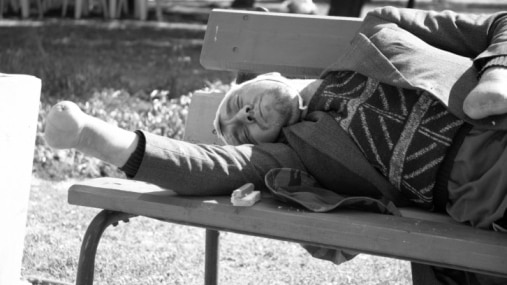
[0,20,233,100]
[0,15,412,285]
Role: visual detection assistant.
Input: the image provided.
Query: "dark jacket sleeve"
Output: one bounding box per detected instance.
[132,131,306,196]
[364,7,507,72]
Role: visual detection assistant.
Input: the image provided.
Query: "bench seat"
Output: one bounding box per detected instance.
[69,177,507,279]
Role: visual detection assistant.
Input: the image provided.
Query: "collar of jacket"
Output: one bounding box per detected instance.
[282,111,410,206]
[322,18,507,130]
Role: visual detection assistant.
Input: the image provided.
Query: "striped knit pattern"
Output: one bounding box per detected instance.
[308,71,464,209]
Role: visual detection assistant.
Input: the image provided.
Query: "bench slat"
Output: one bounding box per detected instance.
[200,9,362,77]
[69,178,507,278]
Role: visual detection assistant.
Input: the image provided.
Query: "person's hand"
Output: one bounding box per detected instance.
[463,67,507,119]
[44,101,85,149]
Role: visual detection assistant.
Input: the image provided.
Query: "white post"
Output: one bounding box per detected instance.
[0,74,41,285]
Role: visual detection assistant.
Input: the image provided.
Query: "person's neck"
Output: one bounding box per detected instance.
[289,78,323,118]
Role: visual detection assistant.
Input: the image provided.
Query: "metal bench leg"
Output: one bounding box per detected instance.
[76,210,136,285]
[205,229,220,285]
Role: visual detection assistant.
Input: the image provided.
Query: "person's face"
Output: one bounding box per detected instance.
[216,78,302,145]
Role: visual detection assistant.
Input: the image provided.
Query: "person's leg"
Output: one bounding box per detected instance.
[230,0,255,9]
[44,101,138,168]
[327,0,366,17]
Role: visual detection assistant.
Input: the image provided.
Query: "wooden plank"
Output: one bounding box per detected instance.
[69,178,507,278]
[200,9,362,77]
[183,90,225,145]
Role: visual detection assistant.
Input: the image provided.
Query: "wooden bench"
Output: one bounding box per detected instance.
[68,9,507,285]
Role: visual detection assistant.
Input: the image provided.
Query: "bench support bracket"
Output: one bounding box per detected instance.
[205,229,220,285]
[75,209,222,285]
[76,210,137,285]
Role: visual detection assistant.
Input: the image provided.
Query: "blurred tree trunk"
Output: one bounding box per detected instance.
[231,0,255,8]
[128,0,135,15]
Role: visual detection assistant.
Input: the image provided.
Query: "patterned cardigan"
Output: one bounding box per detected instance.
[307,71,470,210]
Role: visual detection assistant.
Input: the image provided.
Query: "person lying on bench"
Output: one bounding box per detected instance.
[45,6,507,233]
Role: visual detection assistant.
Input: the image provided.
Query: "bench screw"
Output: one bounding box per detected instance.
[232,47,239,53]
[243,15,249,21]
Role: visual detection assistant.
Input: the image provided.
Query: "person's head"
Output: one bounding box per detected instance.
[214,73,304,145]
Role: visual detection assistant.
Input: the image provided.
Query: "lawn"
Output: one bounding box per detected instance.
[0,14,411,285]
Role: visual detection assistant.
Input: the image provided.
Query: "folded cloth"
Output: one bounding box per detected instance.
[265,168,400,216]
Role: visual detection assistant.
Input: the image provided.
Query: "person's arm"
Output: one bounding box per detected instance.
[44,101,306,196]
[44,101,139,167]
[131,130,306,195]
[365,7,507,119]
[365,7,507,69]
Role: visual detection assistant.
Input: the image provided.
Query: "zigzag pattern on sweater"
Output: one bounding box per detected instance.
[308,71,464,208]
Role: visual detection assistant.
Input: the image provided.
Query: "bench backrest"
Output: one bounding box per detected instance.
[185,10,363,144]
[200,9,362,77]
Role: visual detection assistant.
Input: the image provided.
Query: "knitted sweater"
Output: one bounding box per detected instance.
[308,71,471,210]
